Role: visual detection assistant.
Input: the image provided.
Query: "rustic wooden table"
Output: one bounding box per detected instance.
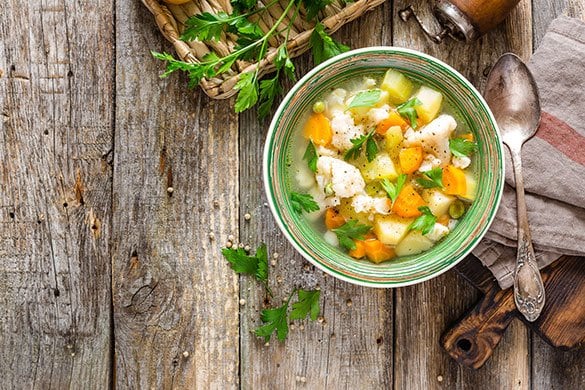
[1,0,584,388]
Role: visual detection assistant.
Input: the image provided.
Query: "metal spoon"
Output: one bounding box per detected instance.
[484,53,545,322]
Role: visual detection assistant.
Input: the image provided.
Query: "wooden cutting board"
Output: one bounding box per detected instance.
[441,254,585,369]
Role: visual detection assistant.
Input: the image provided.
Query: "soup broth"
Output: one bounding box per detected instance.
[288,69,478,264]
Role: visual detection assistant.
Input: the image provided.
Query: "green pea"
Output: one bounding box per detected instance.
[312,101,325,114]
[449,199,466,219]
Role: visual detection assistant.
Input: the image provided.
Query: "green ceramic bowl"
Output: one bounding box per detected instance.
[263,47,504,287]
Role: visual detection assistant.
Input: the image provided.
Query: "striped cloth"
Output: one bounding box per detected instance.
[473,16,585,289]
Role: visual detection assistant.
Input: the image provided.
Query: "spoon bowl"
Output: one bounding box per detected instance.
[485,53,545,322]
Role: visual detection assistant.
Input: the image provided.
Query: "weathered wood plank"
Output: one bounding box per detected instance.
[112,2,240,388]
[530,4,585,389]
[0,0,114,388]
[238,3,394,389]
[392,0,532,388]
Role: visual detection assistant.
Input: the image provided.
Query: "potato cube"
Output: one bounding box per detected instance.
[374,215,414,245]
[395,231,434,257]
[381,69,413,105]
[422,189,456,217]
[361,153,399,182]
[384,126,404,151]
[414,86,443,125]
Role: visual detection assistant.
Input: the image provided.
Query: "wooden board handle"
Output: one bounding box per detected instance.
[441,286,517,369]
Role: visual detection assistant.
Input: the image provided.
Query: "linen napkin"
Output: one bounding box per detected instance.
[472,16,585,289]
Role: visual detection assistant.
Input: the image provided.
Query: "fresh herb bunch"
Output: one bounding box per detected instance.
[152,0,350,118]
[222,243,322,342]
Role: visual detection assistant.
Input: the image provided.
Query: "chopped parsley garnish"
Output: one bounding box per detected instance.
[344,129,378,162]
[303,140,318,173]
[408,206,437,235]
[416,167,443,189]
[449,138,478,158]
[332,220,372,251]
[290,192,320,214]
[346,89,381,110]
[381,174,408,204]
[397,97,422,129]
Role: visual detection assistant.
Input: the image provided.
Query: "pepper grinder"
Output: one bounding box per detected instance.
[399,0,521,43]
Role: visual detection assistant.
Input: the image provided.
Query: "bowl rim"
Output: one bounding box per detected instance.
[262,46,504,288]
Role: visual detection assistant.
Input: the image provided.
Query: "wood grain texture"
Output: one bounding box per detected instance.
[532,0,585,46]
[112,2,239,388]
[392,0,532,388]
[238,3,394,389]
[0,0,114,388]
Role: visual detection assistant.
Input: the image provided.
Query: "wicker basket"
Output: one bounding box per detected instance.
[142,0,387,99]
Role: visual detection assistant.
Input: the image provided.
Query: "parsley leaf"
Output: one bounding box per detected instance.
[255,299,290,341]
[416,167,443,189]
[275,45,296,81]
[231,0,257,11]
[258,75,282,119]
[332,220,372,251]
[234,72,259,113]
[408,206,437,235]
[290,289,321,321]
[344,129,377,162]
[397,98,422,129]
[181,11,236,42]
[449,138,478,158]
[303,140,318,173]
[221,244,269,282]
[302,0,331,21]
[290,192,320,214]
[366,136,379,162]
[310,22,350,65]
[381,174,407,204]
[347,89,381,109]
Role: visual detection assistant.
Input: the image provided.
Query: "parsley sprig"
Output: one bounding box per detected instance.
[332,220,372,251]
[222,243,322,342]
[449,138,478,157]
[290,192,320,214]
[222,244,272,296]
[397,98,422,129]
[344,129,379,162]
[408,206,437,235]
[153,1,349,116]
[381,174,407,204]
[416,167,443,189]
[255,289,321,342]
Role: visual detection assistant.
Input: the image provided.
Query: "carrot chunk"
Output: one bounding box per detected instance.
[392,184,426,218]
[363,239,396,263]
[460,133,475,142]
[399,146,424,174]
[437,214,450,226]
[443,165,467,196]
[303,113,332,145]
[349,240,366,259]
[376,111,407,135]
[324,208,346,230]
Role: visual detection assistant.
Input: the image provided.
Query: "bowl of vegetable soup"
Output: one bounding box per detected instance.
[263,47,504,287]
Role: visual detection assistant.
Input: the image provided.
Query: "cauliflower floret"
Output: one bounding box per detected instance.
[418,154,442,173]
[367,104,391,125]
[325,88,347,115]
[307,185,338,214]
[452,155,471,169]
[352,194,391,215]
[316,156,365,199]
[329,111,364,152]
[424,223,450,242]
[403,114,457,166]
[317,145,339,158]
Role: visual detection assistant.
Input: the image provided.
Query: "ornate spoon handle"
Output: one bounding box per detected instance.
[510,146,546,322]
